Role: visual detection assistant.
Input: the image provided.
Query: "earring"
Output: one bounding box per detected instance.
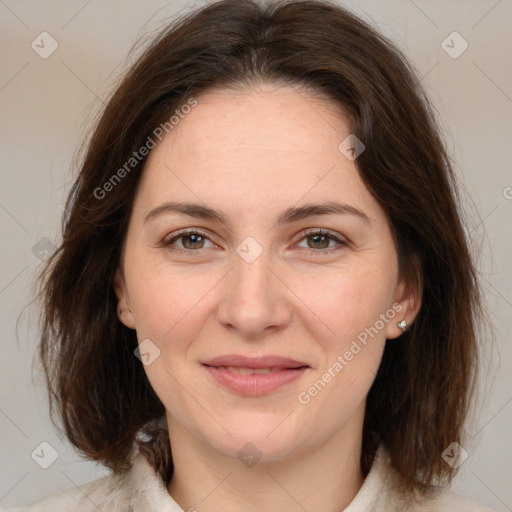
[397,320,408,332]
[118,307,131,316]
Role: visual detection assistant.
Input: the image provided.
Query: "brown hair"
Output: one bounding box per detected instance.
[36,0,486,493]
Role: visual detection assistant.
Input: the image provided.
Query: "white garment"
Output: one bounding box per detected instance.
[7,444,494,511]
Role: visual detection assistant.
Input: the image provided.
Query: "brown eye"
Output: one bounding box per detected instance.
[307,233,331,249]
[180,233,206,249]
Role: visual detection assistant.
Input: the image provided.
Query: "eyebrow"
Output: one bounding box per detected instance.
[143,201,371,227]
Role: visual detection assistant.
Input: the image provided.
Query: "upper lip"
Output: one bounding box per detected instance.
[202,354,309,369]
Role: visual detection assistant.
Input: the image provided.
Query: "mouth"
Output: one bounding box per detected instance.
[206,365,302,374]
[201,354,310,396]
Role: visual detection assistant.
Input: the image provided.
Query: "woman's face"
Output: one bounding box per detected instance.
[116,83,416,462]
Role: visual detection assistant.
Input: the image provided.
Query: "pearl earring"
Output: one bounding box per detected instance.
[397,320,408,332]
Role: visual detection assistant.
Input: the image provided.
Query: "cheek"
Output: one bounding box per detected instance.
[291,261,395,408]
[295,272,389,420]
[292,263,397,347]
[126,261,217,415]
[126,252,218,341]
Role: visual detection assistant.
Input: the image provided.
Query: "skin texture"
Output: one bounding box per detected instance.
[115,83,421,512]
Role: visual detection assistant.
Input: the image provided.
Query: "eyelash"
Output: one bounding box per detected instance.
[162,228,347,256]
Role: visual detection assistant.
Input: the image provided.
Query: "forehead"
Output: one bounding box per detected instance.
[169,84,347,157]
[135,85,380,224]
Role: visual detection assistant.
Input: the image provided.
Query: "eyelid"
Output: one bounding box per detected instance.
[298,227,345,240]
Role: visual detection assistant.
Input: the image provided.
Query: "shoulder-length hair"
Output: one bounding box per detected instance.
[36,0,485,492]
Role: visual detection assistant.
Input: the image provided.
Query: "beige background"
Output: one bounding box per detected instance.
[1,0,511,510]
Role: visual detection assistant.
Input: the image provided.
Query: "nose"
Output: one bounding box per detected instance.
[216,248,292,340]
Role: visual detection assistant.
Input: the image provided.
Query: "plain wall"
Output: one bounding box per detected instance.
[1,0,511,510]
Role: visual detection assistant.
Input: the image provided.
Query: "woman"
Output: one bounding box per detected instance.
[9,0,493,510]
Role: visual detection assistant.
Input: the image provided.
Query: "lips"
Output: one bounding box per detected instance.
[201,354,310,396]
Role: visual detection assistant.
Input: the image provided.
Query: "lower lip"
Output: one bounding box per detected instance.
[202,365,308,396]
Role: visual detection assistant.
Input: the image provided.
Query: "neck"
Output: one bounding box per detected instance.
[166,415,365,512]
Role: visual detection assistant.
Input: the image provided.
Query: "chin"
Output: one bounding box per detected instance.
[196,414,311,464]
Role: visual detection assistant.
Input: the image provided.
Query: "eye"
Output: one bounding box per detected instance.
[163,229,217,254]
[295,229,347,253]
[162,228,347,256]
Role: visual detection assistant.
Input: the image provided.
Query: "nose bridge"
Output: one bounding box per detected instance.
[232,249,272,300]
[231,234,273,293]
[216,238,291,335]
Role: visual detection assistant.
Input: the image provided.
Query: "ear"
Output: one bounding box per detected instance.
[113,267,136,329]
[386,276,422,340]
